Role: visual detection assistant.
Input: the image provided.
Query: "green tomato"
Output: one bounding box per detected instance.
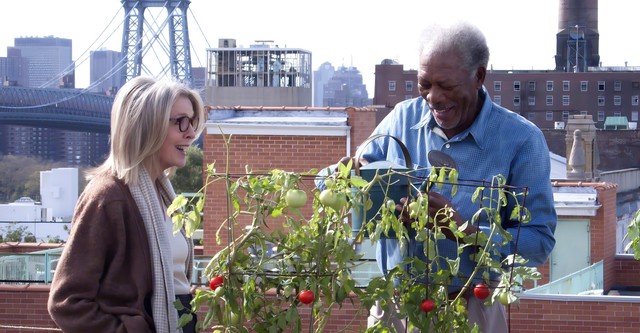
[385,199,396,210]
[285,189,307,208]
[498,292,510,305]
[324,178,335,188]
[213,286,225,298]
[408,201,420,218]
[319,189,347,211]
[319,189,337,208]
[332,191,347,211]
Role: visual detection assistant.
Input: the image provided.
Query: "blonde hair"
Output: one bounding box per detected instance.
[89,76,205,184]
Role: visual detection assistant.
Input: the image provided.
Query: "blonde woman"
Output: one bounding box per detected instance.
[48,76,206,333]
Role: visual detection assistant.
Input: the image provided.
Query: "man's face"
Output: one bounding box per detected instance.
[417,51,485,138]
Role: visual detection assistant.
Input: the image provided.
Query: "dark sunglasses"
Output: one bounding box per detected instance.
[169,116,198,132]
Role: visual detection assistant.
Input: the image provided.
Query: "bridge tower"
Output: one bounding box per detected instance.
[120,0,193,84]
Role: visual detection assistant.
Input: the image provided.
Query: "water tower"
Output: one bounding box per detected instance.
[554,0,600,72]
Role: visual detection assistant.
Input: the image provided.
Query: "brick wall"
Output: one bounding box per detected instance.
[509,297,640,333]
[5,285,640,333]
[614,256,640,287]
[593,184,618,291]
[201,108,377,256]
[0,285,58,333]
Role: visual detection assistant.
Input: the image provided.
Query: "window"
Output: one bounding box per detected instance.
[513,96,520,106]
[633,111,639,122]
[528,96,536,106]
[598,95,605,106]
[614,80,622,91]
[633,81,640,89]
[528,112,536,120]
[528,81,536,91]
[614,111,622,117]
[546,81,554,91]
[614,95,621,106]
[545,111,553,121]
[580,111,588,115]
[562,111,570,120]
[494,95,502,105]
[405,81,413,92]
[546,95,553,106]
[598,111,605,121]
[388,80,396,91]
[598,81,605,91]
[562,95,570,106]
[562,81,570,91]
[405,95,413,100]
[632,95,639,106]
[494,81,502,91]
[513,81,521,91]
[580,81,588,91]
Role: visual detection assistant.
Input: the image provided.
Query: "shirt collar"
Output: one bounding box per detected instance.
[413,86,493,150]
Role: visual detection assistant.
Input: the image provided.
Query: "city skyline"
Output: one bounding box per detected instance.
[2,0,640,91]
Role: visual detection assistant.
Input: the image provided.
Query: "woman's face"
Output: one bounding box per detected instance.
[156,95,196,172]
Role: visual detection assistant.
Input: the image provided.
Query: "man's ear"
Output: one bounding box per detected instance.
[475,66,487,88]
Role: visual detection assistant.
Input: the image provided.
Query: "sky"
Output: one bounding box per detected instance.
[2,0,640,92]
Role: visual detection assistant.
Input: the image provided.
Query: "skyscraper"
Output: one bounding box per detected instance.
[13,36,74,88]
[89,49,124,95]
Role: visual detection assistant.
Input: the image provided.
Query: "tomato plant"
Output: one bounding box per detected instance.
[473,283,491,300]
[298,290,315,305]
[169,136,543,332]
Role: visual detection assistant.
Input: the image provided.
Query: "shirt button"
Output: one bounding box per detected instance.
[445,144,451,149]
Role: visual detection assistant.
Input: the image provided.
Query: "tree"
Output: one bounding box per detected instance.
[0,223,35,242]
[0,154,66,203]
[171,146,204,194]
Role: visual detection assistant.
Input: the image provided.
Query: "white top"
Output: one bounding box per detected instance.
[165,213,191,295]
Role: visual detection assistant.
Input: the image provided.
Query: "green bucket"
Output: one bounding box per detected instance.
[350,134,414,238]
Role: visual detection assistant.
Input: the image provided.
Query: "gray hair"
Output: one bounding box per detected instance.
[418,21,490,74]
[90,76,205,184]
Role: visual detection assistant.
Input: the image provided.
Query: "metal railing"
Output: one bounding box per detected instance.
[524,260,603,295]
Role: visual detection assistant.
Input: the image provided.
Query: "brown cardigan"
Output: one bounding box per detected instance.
[48,173,155,333]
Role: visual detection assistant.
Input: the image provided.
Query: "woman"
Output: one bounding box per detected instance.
[48,76,206,333]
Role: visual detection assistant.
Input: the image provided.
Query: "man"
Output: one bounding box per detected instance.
[354,21,557,332]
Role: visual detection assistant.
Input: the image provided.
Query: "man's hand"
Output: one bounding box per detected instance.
[397,192,478,241]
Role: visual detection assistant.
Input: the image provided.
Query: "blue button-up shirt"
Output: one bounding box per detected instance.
[359,88,556,280]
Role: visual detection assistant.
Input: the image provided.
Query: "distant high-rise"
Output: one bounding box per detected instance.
[313,62,370,107]
[90,49,124,95]
[13,36,74,88]
[313,62,335,107]
[326,65,369,107]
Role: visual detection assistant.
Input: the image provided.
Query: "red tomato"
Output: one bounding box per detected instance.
[473,283,491,300]
[209,275,224,290]
[420,299,435,313]
[298,290,315,305]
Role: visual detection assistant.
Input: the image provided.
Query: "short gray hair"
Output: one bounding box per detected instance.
[418,21,490,74]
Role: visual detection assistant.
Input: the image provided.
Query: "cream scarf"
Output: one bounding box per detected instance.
[129,166,181,333]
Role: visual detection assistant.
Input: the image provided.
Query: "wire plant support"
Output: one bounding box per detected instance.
[169,132,542,332]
